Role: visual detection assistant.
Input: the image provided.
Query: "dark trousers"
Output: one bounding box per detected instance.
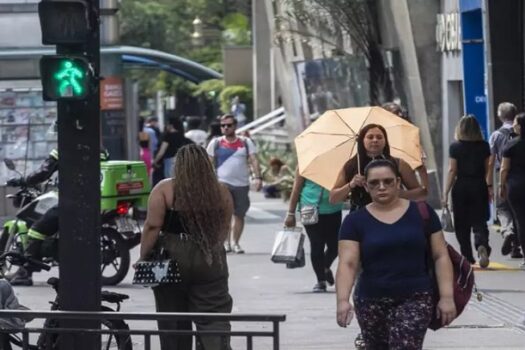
[153,235,233,350]
[507,179,525,258]
[304,211,341,282]
[452,180,490,262]
[354,292,433,350]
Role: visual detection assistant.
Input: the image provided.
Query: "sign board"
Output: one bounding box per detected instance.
[100,76,123,110]
[436,13,462,52]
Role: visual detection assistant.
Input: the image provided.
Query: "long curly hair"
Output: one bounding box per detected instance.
[172,144,229,264]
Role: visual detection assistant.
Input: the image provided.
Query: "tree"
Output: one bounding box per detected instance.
[277,0,393,105]
[119,0,252,103]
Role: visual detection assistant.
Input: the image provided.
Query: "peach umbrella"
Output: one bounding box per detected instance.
[294,106,423,190]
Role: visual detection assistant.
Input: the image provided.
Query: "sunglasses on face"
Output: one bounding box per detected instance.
[367,177,397,189]
[221,123,234,128]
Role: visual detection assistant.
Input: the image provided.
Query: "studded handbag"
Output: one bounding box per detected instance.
[132,247,181,287]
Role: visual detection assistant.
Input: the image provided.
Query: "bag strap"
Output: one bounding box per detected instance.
[316,188,324,207]
[416,201,431,237]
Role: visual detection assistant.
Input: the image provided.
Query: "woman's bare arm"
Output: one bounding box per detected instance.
[329,168,352,204]
[139,180,170,259]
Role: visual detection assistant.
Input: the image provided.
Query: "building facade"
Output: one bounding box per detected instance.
[439,0,525,186]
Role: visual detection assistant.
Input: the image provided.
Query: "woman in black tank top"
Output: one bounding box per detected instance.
[330,123,426,208]
[139,144,234,350]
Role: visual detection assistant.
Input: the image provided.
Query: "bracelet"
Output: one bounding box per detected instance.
[287,212,295,216]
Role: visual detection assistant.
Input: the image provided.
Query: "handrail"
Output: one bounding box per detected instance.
[0,310,286,322]
[236,107,285,134]
[250,115,286,135]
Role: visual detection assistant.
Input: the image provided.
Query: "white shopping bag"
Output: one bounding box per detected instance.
[271,227,305,264]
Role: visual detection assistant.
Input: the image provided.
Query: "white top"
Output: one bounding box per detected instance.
[207,136,257,187]
[185,129,208,147]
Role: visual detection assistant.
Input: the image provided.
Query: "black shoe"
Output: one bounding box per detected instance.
[325,269,334,286]
[312,281,327,293]
[9,267,33,286]
[511,248,523,259]
[501,234,514,256]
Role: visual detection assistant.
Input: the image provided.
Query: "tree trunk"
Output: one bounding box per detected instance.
[367,44,394,105]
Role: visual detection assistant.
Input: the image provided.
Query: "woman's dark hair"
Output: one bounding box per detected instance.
[364,159,400,179]
[343,124,392,181]
[138,117,145,131]
[186,116,202,130]
[168,117,184,131]
[206,122,222,144]
[516,112,525,140]
[173,144,230,264]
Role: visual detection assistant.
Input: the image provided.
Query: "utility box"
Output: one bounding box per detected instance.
[100,161,150,210]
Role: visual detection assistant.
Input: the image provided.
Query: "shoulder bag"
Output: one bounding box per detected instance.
[300,188,324,225]
[417,201,475,331]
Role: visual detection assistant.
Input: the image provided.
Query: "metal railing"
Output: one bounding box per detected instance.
[0,310,286,350]
[236,107,285,136]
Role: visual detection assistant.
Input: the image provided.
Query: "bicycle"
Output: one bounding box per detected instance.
[0,252,133,350]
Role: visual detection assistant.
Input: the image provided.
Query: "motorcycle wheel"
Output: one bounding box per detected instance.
[101,227,130,286]
[0,227,22,278]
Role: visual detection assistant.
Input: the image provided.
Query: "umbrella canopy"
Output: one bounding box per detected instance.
[295,106,423,190]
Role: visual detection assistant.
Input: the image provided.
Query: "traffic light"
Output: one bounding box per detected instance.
[40,56,90,100]
[38,0,95,101]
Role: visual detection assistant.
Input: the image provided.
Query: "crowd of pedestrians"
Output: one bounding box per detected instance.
[135,101,524,349]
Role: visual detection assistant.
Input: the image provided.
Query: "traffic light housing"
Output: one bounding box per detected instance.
[38,1,95,101]
[38,0,91,44]
[40,56,91,101]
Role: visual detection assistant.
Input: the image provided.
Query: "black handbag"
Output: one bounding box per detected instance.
[132,247,181,287]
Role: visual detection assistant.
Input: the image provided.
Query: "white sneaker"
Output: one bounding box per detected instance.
[233,244,244,254]
[224,242,232,253]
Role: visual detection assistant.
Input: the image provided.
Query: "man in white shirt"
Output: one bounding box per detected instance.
[184,117,207,147]
[207,114,262,253]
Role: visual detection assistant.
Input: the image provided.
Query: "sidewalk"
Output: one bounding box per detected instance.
[5,192,525,349]
[227,191,525,349]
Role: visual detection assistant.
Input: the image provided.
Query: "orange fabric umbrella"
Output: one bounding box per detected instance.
[295,106,423,190]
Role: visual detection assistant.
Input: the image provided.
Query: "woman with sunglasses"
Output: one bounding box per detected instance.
[329,123,426,208]
[336,159,456,349]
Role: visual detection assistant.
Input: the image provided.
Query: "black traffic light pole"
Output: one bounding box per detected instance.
[55,1,101,348]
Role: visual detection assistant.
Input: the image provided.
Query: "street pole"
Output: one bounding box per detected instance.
[56,0,101,348]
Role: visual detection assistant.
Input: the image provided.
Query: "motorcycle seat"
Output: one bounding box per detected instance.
[101,290,129,304]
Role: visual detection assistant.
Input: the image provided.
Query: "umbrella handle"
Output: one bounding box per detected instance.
[357,153,361,176]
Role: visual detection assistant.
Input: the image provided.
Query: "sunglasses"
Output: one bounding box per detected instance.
[220,123,234,128]
[367,177,396,189]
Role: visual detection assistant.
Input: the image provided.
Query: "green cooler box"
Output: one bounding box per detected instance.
[100,161,151,211]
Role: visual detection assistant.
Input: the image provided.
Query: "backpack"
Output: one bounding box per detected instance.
[416,201,475,331]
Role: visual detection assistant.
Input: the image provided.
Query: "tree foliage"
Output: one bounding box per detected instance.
[278,0,393,104]
[119,0,251,96]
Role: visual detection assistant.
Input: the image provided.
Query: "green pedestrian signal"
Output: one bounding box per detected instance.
[40,56,90,101]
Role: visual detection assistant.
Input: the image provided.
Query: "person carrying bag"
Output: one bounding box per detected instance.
[285,169,343,292]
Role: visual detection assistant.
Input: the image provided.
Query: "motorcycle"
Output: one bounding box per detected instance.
[0,159,148,286]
